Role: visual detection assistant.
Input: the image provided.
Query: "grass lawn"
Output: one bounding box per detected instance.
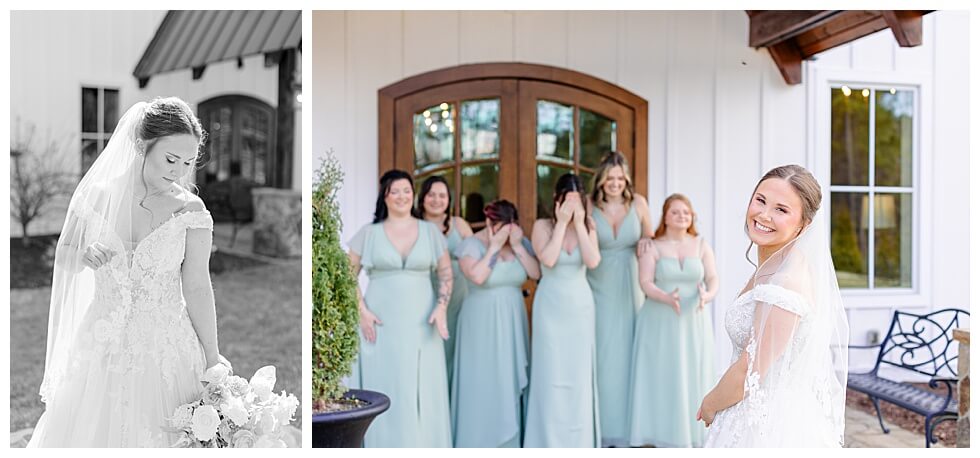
[9,261,302,433]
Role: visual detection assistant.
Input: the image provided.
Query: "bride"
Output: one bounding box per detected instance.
[698,165,848,447]
[28,97,230,447]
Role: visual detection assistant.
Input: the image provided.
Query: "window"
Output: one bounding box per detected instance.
[830,85,915,290]
[80,86,119,175]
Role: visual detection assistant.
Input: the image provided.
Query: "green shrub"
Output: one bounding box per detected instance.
[312,152,360,406]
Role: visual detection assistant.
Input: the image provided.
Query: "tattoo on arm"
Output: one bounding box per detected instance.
[437,264,453,307]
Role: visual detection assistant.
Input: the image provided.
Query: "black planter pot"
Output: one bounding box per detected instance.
[312,389,390,448]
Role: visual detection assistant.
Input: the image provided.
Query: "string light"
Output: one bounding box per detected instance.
[861,88,870,98]
[841,86,852,97]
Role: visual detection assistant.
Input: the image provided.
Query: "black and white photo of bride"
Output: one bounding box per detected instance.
[9,10,303,447]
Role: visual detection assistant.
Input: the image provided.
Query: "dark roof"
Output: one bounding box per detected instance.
[134,10,301,86]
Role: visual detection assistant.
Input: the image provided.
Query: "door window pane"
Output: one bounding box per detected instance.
[414,102,455,171]
[460,163,499,227]
[831,192,869,288]
[579,108,616,169]
[874,193,912,288]
[81,139,99,175]
[831,87,870,186]
[415,168,456,210]
[536,100,573,164]
[536,164,574,219]
[461,99,499,160]
[874,90,914,187]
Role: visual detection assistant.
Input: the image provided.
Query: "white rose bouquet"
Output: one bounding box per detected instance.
[168,364,300,448]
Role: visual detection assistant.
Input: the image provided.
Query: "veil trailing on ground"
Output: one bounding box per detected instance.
[39,102,151,403]
[741,209,849,445]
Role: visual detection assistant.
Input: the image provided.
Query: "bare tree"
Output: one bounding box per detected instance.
[10,122,75,246]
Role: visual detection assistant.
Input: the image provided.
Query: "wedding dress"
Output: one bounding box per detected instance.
[704,212,848,447]
[28,102,212,447]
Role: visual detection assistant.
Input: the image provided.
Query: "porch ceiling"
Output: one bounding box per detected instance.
[746,10,932,85]
[133,10,301,88]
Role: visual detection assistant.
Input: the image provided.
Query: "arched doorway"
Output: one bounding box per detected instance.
[378,63,648,232]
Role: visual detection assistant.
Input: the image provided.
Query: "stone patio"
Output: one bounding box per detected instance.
[844,405,948,448]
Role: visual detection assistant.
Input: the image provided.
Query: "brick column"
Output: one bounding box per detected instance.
[953,328,970,448]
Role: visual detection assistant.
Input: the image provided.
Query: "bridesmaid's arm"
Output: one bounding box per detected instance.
[512,239,541,280]
[428,250,453,339]
[532,219,567,268]
[700,239,720,303]
[180,205,221,369]
[634,194,656,238]
[349,250,382,343]
[454,216,474,238]
[575,218,602,269]
[459,245,498,286]
[637,244,672,303]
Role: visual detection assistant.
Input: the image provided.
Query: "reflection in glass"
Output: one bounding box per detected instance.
[874,90,914,187]
[831,87,870,186]
[830,192,869,288]
[580,171,595,195]
[416,168,457,214]
[460,164,499,228]
[461,99,500,160]
[81,139,98,175]
[414,103,455,171]
[874,193,912,288]
[536,100,573,164]
[579,109,616,169]
[536,164,574,220]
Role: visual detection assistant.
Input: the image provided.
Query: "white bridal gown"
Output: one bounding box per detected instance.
[29,210,214,447]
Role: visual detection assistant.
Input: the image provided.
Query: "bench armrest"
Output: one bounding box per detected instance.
[848,344,880,349]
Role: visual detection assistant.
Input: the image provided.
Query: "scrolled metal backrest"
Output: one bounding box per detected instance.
[874,308,970,378]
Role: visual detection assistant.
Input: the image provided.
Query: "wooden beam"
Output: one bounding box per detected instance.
[748,10,842,48]
[796,11,886,57]
[881,11,925,47]
[767,40,804,85]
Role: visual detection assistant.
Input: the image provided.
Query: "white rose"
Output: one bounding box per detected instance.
[202,363,231,385]
[249,366,277,402]
[254,434,287,448]
[257,409,278,435]
[170,404,194,428]
[221,397,250,427]
[190,405,220,441]
[231,430,256,448]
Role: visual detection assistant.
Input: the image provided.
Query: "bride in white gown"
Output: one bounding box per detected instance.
[28,97,230,447]
[698,165,848,447]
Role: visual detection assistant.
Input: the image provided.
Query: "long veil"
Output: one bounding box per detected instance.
[39,102,149,403]
[742,209,849,445]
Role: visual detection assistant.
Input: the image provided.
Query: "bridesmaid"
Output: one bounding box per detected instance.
[586,152,653,447]
[451,200,540,448]
[524,173,602,448]
[347,170,453,447]
[627,193,719,447]
[417,176,473,386]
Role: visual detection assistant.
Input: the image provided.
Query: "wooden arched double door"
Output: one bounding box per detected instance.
[379,63,648,233]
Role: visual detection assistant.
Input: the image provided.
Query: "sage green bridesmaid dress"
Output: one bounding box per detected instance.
[450,237,532,448]
[523,245,601,448]
[348,219,452,447]
[627,238,715,447]
[434,219,467,388]
[587,203,643,446]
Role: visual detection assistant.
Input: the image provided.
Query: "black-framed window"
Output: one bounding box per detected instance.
[80,87,119,175]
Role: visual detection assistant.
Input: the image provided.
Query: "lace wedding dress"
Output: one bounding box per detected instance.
[28,210,213,447]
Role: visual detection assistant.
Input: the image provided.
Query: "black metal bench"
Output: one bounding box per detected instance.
[847,308,969,447]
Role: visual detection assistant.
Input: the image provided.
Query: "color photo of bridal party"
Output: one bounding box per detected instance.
[312,10,970,448]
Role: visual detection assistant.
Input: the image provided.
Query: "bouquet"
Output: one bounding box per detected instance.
[169,364,300,448]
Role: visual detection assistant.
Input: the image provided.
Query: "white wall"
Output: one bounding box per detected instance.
[312,10,970,378]
[10,10,302,236]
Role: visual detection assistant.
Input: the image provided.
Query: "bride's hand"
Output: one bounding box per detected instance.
[81,242,116,270]
[697,401,716,427]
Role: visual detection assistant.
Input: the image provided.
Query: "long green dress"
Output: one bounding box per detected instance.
[627,238,715,447]
[348,219,452,448]
[587,203,643,447]
[523,245,601,448]
[450,237,532,448]
[435,219,467,388]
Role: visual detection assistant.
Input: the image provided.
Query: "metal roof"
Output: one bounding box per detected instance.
[134,10,301,86]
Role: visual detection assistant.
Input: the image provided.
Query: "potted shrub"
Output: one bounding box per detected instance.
[312,153,389,448]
